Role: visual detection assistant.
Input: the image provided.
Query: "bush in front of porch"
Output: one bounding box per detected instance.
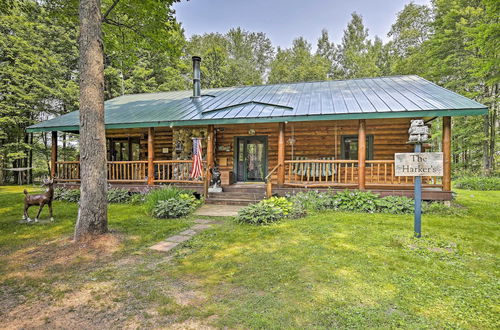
[237,190,463,225]
[236,196,307,225]
[146,186,203,219]
[54,187,138,204]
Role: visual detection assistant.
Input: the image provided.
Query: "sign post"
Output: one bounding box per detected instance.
[413,143,422,237]
[395,120,443,237]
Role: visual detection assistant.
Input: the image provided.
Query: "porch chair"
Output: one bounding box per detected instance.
[292,156,336,181]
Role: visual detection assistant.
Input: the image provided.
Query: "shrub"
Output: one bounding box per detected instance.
[106,188,131,203]
[289,191,337,211]
[261,197,294,216]
[287,201,308,219]
[377,196,414,214]
[333,190,379,213]
[128,193,146,205]
[236,202,284,225]
[454,176,500,191]
[152,198,192,219]
[152,193,201,219]
[53,187,81,202]
[145,186,191,215]
[153,192,201,219]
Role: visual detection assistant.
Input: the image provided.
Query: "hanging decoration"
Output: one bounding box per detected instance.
[172,128,207,160]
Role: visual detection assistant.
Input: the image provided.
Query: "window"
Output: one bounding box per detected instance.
[341,135,374,160]
[107,138,140,161]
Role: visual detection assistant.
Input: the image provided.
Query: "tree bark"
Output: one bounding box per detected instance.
[74,0,108,241]
[51,131,58,179]
[483,113,491,175]
[442,116,452,191]
[28,133,33,184]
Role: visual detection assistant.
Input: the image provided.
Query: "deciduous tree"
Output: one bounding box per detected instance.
[74,0,108,241]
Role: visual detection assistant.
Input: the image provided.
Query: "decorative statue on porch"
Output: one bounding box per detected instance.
[209,166,222,193]
[22,178,54,223]
[408,119,429,143]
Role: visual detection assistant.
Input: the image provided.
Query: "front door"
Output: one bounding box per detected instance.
[235,136,267,182]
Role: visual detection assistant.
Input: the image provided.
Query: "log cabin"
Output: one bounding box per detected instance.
[27,56,488,204]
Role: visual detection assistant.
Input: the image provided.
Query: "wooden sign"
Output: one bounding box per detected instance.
[395,152,443,176]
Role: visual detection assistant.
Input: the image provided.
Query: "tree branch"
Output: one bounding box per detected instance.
[103,18,147,39]
[102,0,120,22]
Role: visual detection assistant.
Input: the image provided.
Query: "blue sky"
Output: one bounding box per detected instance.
[173,0,431,49]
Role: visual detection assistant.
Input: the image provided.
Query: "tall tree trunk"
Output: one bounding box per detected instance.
[74,0,108,241]
[489,84,498,172]
[29,133,33,184]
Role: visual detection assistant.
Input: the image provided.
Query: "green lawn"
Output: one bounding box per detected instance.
[0,185,498,328]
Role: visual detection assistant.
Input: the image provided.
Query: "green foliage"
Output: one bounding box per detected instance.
[187,27,274,88]
[454,176,500,191]
[287,202,308,220]
[128,193,146,205]
[53,187,81,202]
[333,190,379,213]
[54,187,138,204]
[423,201,466,216]
[171,189,499,328]
[290,191,338,211]
[237,196,307,225]
[336,13,382,78]
[0,1,78,182]
[152,193,201,219]
[376,195,414,214]
[145,186,201,219]
[388,0,498,174]
[388,3,433,58]
[268,37,329,84]
[290,190,465,216]
[144,186,191,215]
[236,202,284,225]
[260,197,294,216]
[106,188,131,203]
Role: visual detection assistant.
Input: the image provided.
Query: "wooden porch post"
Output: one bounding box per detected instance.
[147,127,155,185]
[358,120,366,190]
[277,122,285,186]
[51,131,57,179]
[204,125,215,197]
[442,116,452,191]
[207,125,214,168]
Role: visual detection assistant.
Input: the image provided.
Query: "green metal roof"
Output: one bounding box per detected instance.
[27,75,488,132]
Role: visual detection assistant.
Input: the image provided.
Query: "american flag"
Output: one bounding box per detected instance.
[190,138,203,179]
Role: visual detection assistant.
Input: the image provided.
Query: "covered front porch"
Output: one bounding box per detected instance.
[49,117,452,201]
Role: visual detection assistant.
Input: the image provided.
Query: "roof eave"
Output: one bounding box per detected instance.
[26,107,488,133]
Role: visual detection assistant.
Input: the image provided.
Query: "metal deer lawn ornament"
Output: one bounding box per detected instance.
[23,178,55,223]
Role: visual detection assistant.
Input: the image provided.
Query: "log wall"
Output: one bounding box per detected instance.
[104,118,421,184]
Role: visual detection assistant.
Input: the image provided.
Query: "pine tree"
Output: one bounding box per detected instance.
[268,37,329,84]
[337,13,380,78]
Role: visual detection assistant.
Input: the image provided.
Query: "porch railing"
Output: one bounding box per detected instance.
[285,160,359,186]
[365,160,441,186]
[54,160,205,184]
[153,160,206,184]
[108,161,148,182]
[284,159,442,187]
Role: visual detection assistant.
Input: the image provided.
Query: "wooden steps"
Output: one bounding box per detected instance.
[206,183,266,205]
